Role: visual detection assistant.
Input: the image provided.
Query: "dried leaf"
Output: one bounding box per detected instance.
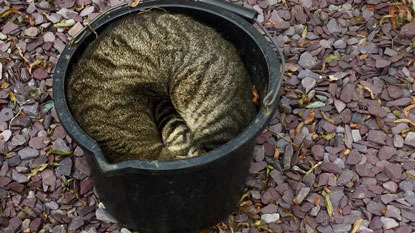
[274,147,280,160]
[380,15,394,26]
[320,55,341,72]
[304,161,322,177]
[239,191,251,203]
[403,104,415,117]
[376,117,390,134]
[304,109,315,124]
[17,46,30,64]
[315,197,321,206]
[359,54,369,60]
[265,20,278,25]
[321,132,336,140]
[281,111,287,130]
[295,122,304,135]
[128,0,141,7]
[341,149,350,157]
[301,26,307,39]
[321,111,335,124]
[350,16,365,25]
[393,110,401,116]
[25,14,35,26]
[394,118,415,128]
[8,90,16,106]
[366,6,376,12]
[252,85,259,105]
[405,171,415,179]
[322,190,333,217]
[351,218,364,233]
[29,59,46,74]
[0,81,9,89]
[306,101,325,109]
[357,83,375,99]
[406,8,413,21]
[27,163,48,180]
[50,150,72,156]
[54,20,76,28]
[266,164,274,178]
[298,97,304,107]
[309,121,316,133]
[0,8,21,19]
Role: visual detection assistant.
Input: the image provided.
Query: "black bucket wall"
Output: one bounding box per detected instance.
[53,1,283,232]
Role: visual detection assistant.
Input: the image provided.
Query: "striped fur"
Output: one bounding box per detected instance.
[67,11,257,162]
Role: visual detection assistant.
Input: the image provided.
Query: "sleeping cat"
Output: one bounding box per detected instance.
[67,11,257,163]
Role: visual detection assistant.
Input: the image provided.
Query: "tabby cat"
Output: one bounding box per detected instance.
[67,11,257,163]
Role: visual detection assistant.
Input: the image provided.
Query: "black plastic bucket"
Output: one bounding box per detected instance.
[53,0,283,232]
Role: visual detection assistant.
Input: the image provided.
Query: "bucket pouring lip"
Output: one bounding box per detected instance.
[53,0,282,175]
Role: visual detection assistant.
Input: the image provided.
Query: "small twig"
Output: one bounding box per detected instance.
[8,107,22,130]
[267,127,299,149]
[376,116,391,134]
[304,161,323,178]
[17,46,30,64]
[292,166,307,174]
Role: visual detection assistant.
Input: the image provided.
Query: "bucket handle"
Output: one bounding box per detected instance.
[197,0,258,22]
[255,22,285,114]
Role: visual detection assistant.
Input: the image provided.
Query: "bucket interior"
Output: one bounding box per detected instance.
[65,6,269,114]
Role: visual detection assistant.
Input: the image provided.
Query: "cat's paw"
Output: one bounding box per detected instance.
[187,147,205,157]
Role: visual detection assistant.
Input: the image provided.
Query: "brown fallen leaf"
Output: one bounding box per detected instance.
[350,15,365,25]
[350,218,363,233]
[309,121,316,133]
[0,81,9,89]
[128,0,141,8]
[274,147,280,160]
[403,104,415,117]
[295,122,304,136]
[304,161,322,178]
[8,90,16,106]
[341,149,350,157]
[292,198,299,205]
[24,14,35,26]
[357,83,375,99]
[395,118,415,128]
[321,111,335,124]
[315,196,321,206]
[0,8,21,19]
[17,46,30,65]
[304,109,315,125]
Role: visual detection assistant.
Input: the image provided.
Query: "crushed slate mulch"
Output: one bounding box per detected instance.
[1,0,415,232]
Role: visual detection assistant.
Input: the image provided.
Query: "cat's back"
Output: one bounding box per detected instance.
[68,11,256,162]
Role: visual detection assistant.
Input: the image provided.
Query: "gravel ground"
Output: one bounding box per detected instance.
[1,0,415,232]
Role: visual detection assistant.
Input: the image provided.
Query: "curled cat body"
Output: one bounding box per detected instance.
[68,11,257,163]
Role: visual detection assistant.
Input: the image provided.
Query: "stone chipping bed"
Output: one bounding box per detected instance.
[1,0,415,232]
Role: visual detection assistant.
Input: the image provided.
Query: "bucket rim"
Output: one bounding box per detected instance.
[53,0,282,174]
